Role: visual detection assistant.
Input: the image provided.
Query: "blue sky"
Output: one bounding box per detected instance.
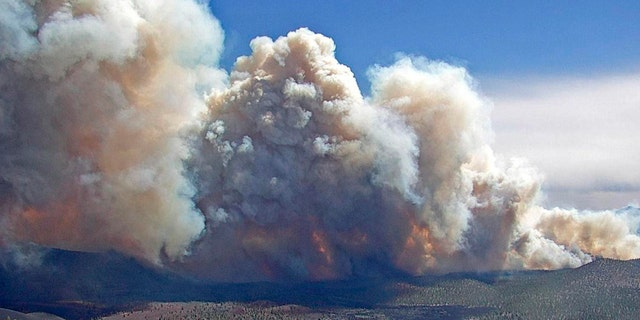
[209,1,640,87]
[207,1,640,210]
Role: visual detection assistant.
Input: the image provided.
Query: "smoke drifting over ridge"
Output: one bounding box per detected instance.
[1,0,639,281]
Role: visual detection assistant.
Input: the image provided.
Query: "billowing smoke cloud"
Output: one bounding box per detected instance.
[0,0,224,263]
[1,1,639,281]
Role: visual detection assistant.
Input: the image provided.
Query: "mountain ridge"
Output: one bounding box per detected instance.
[2,249,640,319]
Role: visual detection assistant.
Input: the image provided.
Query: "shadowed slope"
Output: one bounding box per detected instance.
[2,249,640,319]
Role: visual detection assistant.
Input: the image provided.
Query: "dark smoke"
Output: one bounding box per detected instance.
[1,0,638,281]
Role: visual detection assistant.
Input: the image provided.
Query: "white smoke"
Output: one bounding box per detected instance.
[179,28,640,280]
[0,1,638,281]
[0,0,225,263]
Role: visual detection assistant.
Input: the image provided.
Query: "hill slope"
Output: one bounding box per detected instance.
[1,250,639,319]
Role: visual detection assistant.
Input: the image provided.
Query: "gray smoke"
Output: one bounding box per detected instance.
[1,0,638,281]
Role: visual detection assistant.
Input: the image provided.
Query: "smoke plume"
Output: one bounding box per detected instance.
[0,0,224,263]
[1,0,639,281]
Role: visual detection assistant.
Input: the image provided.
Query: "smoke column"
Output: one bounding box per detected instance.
[0,0,224,263]
[1,1,639,281]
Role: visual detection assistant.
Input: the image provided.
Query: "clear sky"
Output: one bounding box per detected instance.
[207,1,640,210]
[210,0,639,84]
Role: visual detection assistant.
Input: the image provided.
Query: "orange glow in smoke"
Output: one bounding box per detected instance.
[15,195,143,259]
[395,216,437,275]
[68,125,103,158]
[238,223,283,279]
[311,230,332,263]
[309,229,337,279]
[337,228,369,250]
[16,200,88,250]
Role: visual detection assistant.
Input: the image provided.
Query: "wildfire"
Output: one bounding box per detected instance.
[311,230,333,264]
[395,217,437,275]
[16,200,86,250]
[306,225,339,279]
